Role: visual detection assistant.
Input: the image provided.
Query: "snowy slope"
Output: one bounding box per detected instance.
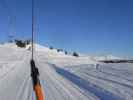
[92,55,122,61]
[0,43,133,100]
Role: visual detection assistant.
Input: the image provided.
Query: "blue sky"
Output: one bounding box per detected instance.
[0,0,133,58]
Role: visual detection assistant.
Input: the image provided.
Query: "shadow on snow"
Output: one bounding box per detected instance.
[49,64,123,100]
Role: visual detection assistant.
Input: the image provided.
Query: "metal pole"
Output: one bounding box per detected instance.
[31,1,44,99]
[32,0,34,59]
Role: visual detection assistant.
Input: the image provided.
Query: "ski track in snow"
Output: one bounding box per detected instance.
[0,44,133,100]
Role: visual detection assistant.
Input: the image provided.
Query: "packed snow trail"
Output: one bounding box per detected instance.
[35,51,122,100]
[0,44,133,100]
[0,45,33,100]
[35,56,97,100]
[0,44,98,100]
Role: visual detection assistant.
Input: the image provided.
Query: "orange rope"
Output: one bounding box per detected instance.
[34,83,44,100]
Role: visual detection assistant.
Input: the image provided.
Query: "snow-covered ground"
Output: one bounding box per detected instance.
[0,43,133,100]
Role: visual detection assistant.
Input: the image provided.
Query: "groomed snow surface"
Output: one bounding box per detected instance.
[0,43,133,100]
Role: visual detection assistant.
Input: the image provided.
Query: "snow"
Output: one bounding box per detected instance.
[0,43,133,100]
[92,55,122,61]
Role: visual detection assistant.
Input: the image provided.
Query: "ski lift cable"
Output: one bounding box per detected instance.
[31,0,44,100]
[32,0,34,60]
